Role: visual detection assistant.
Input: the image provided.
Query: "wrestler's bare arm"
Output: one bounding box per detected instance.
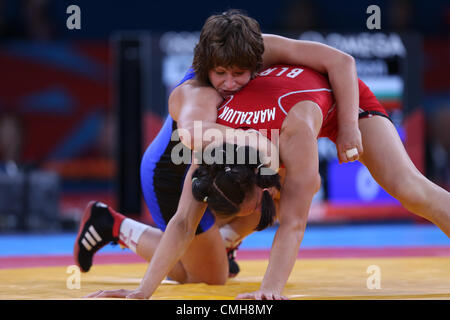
[237,101,322,300]
[262,34,362,163]
[136,164,206,298]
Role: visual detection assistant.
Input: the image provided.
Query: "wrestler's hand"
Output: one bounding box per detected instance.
[336,125,363,164]
[84,288,149,299]
[246,129,280,174]
[236,290,289,300]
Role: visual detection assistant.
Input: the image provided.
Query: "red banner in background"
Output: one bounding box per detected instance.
[0,42,110,165]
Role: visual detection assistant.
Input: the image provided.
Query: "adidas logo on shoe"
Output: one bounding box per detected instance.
[80,226,103,251]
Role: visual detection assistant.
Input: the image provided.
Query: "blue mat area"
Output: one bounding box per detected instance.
[0,223,448,256]
[241,223,450,249]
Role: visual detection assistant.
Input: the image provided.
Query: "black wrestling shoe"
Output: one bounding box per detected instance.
[227,244,241,278]
[73,201,125,272]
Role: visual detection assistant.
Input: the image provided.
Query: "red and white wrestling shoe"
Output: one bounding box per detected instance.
[73,201,125,272]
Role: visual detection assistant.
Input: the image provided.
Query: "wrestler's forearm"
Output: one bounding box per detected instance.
[260,221,306,294]
[138,164,204,298]
[259,181,311,295]
[138,215,195,298]
[181,121,249,149]
[327,54,359,127]
[182,121,279,171]
[263,119,318,296]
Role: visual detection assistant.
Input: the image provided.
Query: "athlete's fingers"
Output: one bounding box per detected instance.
[260,293,271,300]
[126,290,149,300]
[104,289,131,298]
[336,126,363,163]
[263,293,281,300]
[338,148,349,164]
[338,144,360,163]
[83,290,104,298]
[274,294,289,300]
[337,142,352,163]
[236,291,288,300]
[357,142,364,157]
[345,147,359,162]
[236,292,255,300]
[93,289,130,298]
[338,146,356,163]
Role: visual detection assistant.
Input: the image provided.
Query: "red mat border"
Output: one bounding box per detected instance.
[1,246,449,269]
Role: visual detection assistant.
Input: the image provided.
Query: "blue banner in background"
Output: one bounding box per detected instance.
[327,124,405,205]
[328,159,399,204]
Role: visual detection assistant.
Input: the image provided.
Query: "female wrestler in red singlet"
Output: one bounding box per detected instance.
[210,64,450,299]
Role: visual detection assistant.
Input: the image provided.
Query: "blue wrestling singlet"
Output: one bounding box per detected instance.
[139,68,216,234]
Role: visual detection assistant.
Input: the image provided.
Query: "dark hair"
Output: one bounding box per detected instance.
[191,143,280,231]
[192,9,265,85]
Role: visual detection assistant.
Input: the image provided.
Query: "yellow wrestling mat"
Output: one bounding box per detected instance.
[1,257,449,300]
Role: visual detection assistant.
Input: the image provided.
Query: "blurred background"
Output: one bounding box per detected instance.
[0,0,448,233]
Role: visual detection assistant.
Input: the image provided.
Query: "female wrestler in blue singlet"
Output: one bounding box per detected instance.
[140,69,216,235]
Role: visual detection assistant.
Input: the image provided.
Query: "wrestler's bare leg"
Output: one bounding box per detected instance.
[358,116,450,236]
[135,223,228,284]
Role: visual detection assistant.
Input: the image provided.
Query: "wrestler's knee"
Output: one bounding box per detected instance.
[388,173,429,213]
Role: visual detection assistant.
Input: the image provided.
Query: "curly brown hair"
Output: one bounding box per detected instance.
[192,9,265,85]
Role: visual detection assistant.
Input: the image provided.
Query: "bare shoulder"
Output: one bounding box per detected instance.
[168,80,223,121]
[262,33,287,44]
[175,80,220,99]
[261,34,285,65]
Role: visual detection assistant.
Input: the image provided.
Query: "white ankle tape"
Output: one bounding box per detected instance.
[119,218,148,253]
[219,224,241,249]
